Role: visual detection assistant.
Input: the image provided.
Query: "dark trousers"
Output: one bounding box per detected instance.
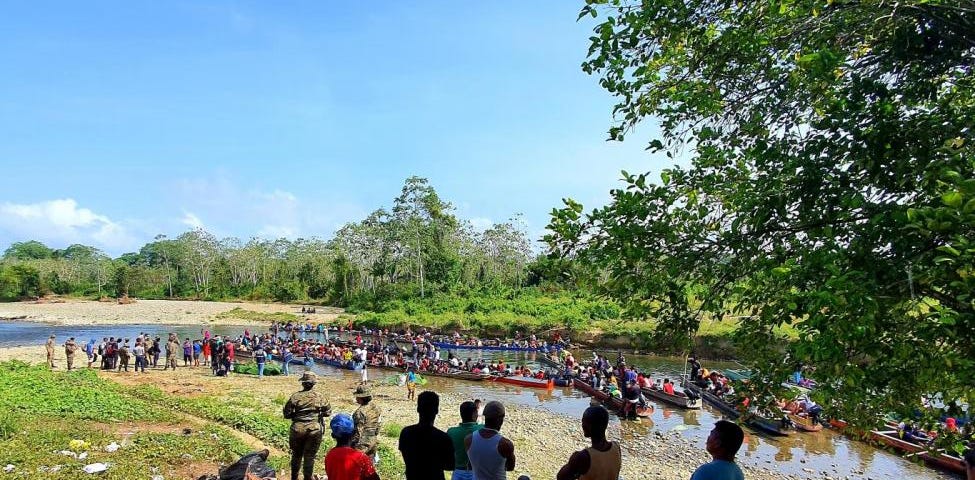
[135,356,147,372]
[288,423,323,480]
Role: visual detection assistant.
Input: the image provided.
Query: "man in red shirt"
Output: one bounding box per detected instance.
[324,413,380,480]
[663,378,676,395]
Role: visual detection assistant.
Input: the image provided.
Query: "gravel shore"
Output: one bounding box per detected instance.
[0,299,342,326]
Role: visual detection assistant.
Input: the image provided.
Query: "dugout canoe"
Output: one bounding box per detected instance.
[788,413,823,432]
[572,379,653,418]
[491,375,555,389]
[641,385,702,409]
[829,420,964,474]
[369,363,488,382]
[683,380,791,436]
[432,341,557,352]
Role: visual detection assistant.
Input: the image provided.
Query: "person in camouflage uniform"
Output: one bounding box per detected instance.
[63,337,77,371]
[352,385,381,462]
[46,335,56,369]
[283,371,332,480]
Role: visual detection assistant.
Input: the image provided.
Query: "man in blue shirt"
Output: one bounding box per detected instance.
[691,420,745,480]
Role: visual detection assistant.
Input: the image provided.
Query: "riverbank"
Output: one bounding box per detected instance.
[0,299,342,326]
[0,346,799,480]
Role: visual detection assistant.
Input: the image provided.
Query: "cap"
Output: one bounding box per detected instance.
[354,385,371,399]
[299,372,318,384]
[330,413,355,437]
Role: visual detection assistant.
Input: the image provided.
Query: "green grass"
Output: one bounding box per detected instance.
[0,361,257,479]
[215,307,300,323]
[382,423,403,438]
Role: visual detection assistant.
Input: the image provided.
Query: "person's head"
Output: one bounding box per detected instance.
[459,401,477,423]
[417,391,439,422]
[299,372,317,390]
[664,378,670,384]
[707,420,745,461]
[483,401,505,430]
[354,385,372,405]
[581,405,609,440]
[49,335,55,340]
[330,413,356,446]
[69,337,74,341]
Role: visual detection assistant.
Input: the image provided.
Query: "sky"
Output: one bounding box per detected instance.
[0,1,670,256]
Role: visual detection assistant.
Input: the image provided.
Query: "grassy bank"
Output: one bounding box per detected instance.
[0,361,259,479]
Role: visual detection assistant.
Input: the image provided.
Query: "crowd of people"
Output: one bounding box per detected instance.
[282,368,748,480]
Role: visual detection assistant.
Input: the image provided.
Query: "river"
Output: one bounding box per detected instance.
[0,321,958,479]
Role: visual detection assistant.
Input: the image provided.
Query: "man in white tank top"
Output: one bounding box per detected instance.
[464,401,516,480]
[556,406,621,480]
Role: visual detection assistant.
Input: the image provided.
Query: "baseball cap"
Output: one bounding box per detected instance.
[330,413,355,437]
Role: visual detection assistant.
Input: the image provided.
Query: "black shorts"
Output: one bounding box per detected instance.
[183,354,192,361]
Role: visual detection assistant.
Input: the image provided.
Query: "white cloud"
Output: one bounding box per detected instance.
[181,212,205,229]
[172,176,367,241]
[0,199,138,253]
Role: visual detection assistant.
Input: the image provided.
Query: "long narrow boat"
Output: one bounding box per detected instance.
[829,420,965,474]
[683,381,791,436]
[572,379,653,418]
[312,356,359,370]
[491,375,555,389]
[432,341,557,352]
[537,355,563,369]
[787,413,823,432]
[367,362,488,382]
[641,385,702,409]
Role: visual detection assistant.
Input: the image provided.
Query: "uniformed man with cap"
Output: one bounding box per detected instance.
[352,384,382,462]
[283,371,332,480]
[45,335,56,369]
[64,337,78,371]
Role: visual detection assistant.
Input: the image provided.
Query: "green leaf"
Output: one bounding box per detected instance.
[942,191,963,208]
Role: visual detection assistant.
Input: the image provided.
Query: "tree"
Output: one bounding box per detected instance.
[3,241,54,260]
[549,0,975,428]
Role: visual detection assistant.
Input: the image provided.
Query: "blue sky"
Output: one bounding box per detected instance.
[0,1,669,256]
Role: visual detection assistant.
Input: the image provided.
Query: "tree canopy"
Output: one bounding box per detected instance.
[548,0,973,428]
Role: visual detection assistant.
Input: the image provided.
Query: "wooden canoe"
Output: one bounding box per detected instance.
[491,375,554,389]
[829,420,965,474]
[641,386,702,409]
[573,379,654,418]
[787,413,823,432]
[683,380,790,436]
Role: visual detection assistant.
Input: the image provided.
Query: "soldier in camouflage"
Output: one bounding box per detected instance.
[283,371,332,480]
[352,384,381,462]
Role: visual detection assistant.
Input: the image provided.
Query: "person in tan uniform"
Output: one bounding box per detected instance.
[45,335,56,369]
[351,385,381,462]
[63,337,78,371]
[283,372,332,480]
[164,338,180,370]
[556,405,621,480]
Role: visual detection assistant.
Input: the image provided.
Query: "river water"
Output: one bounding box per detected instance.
[0,321,957,479]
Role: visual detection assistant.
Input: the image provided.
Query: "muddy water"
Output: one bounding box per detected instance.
[0,322,957,479]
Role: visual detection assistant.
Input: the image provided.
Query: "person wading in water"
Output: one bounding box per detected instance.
[556,406,621,480]
[283,372,332,480]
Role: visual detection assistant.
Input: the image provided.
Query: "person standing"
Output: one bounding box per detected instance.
[324,413,380,480]
[446,401,482,480]
[352,386,381,463]
[164,337,179,371]
[690,420,745,480]
[85,339,96,368]
[117,340,131,372]
[465,401,516,480]
[281,348,293,377]
[45,335,56,369]
[63,337,77,371]
[254,347,267,379]
[399,391,454,480]
[406,367,417,401]
[283,372,332,480]
[150,337,162,368]
[183,338,192,366]
[133,339,147,373]
[556,406,621,480]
